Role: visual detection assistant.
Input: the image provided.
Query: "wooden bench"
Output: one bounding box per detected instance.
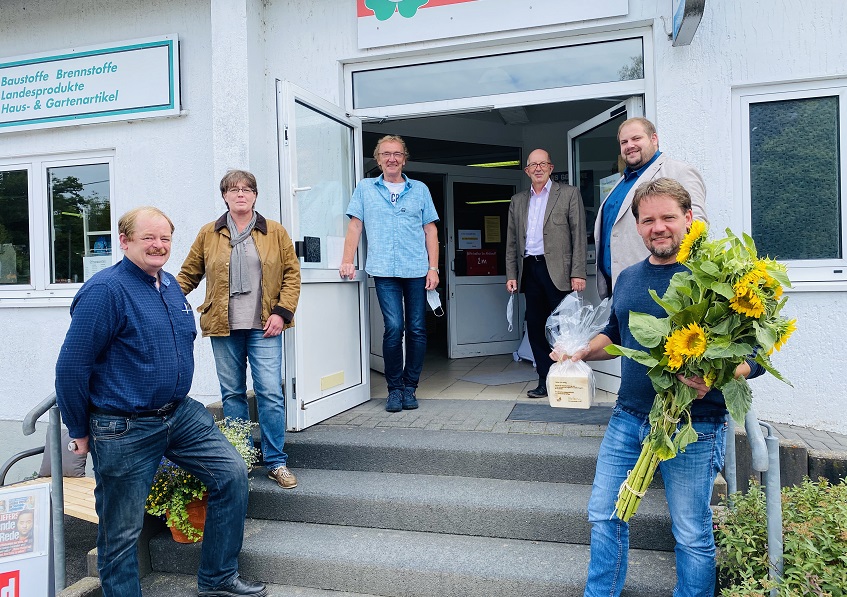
[16,477,98,524]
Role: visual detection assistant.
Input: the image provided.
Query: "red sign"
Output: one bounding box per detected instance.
[0,571,19,597]
[466,250,497,276]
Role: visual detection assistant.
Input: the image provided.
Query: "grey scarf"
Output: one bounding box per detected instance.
[227,211,257,296]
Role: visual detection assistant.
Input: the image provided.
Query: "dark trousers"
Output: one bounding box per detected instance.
[522,256,569,384]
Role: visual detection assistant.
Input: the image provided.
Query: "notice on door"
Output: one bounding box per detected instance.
[466,250,497,276]
[484,216,500,243]
[458,230,482,250]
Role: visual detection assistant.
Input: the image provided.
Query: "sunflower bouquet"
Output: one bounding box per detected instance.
[606,222,795,522]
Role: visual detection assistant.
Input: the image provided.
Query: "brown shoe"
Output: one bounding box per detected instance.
[268,465,298,489]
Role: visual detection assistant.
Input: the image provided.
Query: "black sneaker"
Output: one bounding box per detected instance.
[527,385,547,398]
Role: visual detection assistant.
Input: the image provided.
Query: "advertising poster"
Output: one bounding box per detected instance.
[0,483,52,596]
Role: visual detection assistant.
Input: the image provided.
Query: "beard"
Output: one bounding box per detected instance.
[647,235,681,260]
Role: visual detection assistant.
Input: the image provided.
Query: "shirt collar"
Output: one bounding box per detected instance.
[120,256,165,286]
[530,179,553,197]
[623,150,662,180]
[375,173,410,188]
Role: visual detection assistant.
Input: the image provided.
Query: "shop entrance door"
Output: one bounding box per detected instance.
[446,172,524,357]
[566,96,644,393]
[276,81,370,430]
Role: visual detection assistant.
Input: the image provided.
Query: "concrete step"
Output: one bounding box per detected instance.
[285,426,606,485]
[141,573,378,596]
[247,467,675,551]
[147,520,676,597]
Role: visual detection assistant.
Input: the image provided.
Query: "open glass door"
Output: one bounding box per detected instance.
[277,81,369,430]
[445,170,524,358]
[566,96,644,394]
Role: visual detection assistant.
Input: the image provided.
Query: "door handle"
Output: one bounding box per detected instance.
[292,186,313,193]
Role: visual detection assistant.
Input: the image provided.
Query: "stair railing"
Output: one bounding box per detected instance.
[0,392,66,594]
[724,408,783,597]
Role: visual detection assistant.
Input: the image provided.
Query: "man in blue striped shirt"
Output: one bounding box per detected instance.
[56,207,265,597]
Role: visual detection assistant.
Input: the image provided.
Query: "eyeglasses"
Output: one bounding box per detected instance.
[378,152,405,160]
[226,187,255,195]
[525,161,552,170]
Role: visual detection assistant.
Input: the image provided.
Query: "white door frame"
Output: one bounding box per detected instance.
[277,80,370,430]
[565,96,645,394]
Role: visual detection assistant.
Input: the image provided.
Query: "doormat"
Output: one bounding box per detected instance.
[507,403,614,425]
[459,368,537,386]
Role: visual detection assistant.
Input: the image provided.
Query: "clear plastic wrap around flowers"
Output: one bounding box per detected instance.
[544,293,612,409]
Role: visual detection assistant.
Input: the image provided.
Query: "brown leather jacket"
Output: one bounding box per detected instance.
[177,212,301,337]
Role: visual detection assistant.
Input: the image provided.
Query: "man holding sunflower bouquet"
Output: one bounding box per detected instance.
[552,177,789,597]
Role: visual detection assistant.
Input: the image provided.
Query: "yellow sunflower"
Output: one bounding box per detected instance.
[703,369,717,388]
[729,288,765,318]
[677,220,707,264]
[772,318,797,352]
[664,322,708,370]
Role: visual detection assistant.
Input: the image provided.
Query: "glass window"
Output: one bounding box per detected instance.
[293,100,356,270]
[749,96,841,261]
[48,163,112,284]
[0,153,113,298]
[353,38,643,109]
[0,169,30,285]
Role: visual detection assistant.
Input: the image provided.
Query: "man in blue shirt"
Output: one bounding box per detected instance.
[340,135,440,412]
[554,179,762,597]
[595,117,707,299]
[56,207,265,597]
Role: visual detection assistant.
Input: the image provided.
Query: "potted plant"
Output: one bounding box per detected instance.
[145,417,260,542]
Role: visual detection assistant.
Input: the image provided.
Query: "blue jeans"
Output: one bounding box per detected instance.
[584,406,726,597]
[373,276,427,392]
[89,398,248,597]
[211,330,288,470]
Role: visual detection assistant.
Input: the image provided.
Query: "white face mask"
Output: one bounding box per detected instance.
[506,293,515,332]
[427,289,444,317]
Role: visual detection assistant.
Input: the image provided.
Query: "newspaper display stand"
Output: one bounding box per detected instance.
[0,483,52,597]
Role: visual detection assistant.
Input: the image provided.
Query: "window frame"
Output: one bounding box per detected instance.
[734,78,847,289]
[343,27,653,122]
[0,150,116,305]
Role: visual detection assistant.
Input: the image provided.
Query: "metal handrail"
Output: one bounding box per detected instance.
[15,392,67,594]
[725,408,783,597]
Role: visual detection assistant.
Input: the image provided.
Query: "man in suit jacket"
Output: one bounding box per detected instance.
[506,149,587,398]
[595,117,707,299]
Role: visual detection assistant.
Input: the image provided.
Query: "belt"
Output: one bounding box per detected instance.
[90,400,182,418]
[524,254,545,262]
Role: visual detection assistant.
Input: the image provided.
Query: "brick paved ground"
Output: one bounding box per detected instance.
[335,353,847,457]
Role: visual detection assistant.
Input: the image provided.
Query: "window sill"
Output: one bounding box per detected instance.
[0,295,76,308]
[786,280,847,293]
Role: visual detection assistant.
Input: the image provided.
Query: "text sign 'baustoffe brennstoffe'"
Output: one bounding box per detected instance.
[0,35,180,133]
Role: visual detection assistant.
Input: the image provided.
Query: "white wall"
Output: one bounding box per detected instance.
[0,0,221,419]
[1,0,845,434]
[257,0,847,434]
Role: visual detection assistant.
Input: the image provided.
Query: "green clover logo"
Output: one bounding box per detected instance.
[365,0,428,21]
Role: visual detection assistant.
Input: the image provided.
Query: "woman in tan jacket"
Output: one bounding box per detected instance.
[178,169,301,489]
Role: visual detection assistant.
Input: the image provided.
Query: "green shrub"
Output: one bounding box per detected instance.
[714,477,847,596]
